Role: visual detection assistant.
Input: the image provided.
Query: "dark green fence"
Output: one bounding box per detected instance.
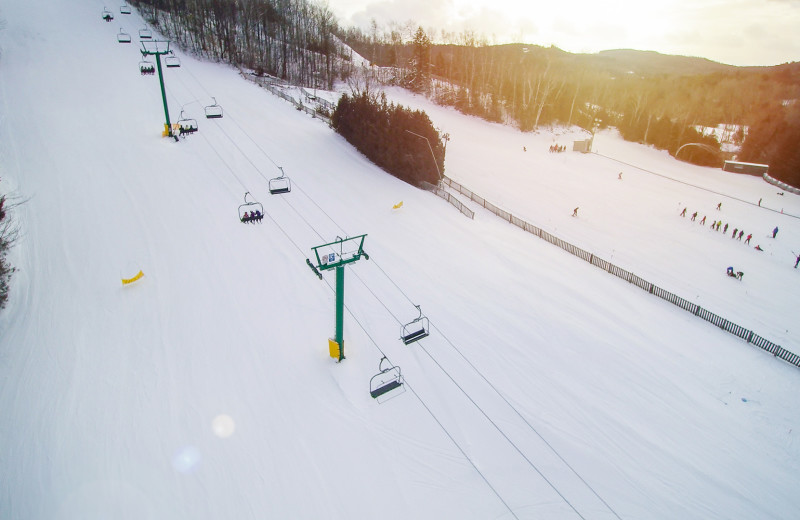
[442,176,798,369]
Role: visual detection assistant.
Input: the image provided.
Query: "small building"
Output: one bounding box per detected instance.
[573,138,593,153]
[722,160,769,175]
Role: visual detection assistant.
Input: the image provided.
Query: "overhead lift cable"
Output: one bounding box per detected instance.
[187,125,521,520]
[164,61,618,520]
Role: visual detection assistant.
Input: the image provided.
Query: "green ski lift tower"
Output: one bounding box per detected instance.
[306,235,368,362]
[140,40,175,138]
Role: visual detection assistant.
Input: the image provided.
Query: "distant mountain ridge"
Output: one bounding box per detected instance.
[588,49,745,76]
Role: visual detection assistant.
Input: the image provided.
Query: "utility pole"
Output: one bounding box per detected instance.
[140,40,174,138]
[306,235,368,362]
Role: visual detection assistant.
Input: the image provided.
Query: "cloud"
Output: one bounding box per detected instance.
[329,0,800,65]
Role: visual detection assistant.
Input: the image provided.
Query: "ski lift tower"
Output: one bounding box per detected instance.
[140,40,175,138]
[306,234,368,362]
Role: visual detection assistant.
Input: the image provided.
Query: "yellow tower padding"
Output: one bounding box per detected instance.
[328,338,340,359]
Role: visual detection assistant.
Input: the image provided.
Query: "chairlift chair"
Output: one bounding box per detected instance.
[139,60,155,75]
[120,3,131,14]
[102,8,114,21]
[370,357,404,400]
[138,27,152,39]
[176,110,198,137]
[204,97,223,119]
[268,167,291,195]
[117,28,132,43]
[238,192,264,223]
[164,51,181,68]
[401,305,429,345]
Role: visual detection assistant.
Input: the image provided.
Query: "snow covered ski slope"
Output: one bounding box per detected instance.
[1,1,799,519]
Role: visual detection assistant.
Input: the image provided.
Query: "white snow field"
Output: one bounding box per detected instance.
[1,1,799,519]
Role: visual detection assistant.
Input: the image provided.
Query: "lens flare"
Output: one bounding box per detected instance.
[212,414,236,438]
[172,446,201,473]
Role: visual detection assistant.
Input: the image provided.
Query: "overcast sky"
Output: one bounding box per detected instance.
[327,0,800,67]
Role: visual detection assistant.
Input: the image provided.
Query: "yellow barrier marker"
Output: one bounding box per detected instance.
[122,270,144,285]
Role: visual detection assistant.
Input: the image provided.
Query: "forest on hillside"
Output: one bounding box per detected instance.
[341,26,800,183]
[129,0,351,90]
[127,1,800,187]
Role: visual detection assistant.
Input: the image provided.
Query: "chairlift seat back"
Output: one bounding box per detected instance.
[401,308,429,345]
[238,194,264,223]
[370,366,403,399]
[205,105,223,119]
[401,327,428,345]
[370,379,402,399]
[269,176,291,195]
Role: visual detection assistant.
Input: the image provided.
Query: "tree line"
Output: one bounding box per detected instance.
[129,0,351,89]
[126,2,799,186]
[0,191,17,310]
[341,25,800,181]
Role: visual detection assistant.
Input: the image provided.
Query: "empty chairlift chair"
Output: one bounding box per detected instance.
[139,60,155,75]
[164,51,181,68]
[204,97,223,119]
[138,27,152,39]
[401,305,429,345]
[268,167,291,195]
[117,28,131,43]
[120,3,132,14]
[369,357,404,400]
[238,192,264,223]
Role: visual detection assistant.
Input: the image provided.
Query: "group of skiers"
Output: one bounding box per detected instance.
[679,205,776,253]
[679,205,799,271]
[241,210,263,223]
[549,144,566,153]
[726,266,744,280]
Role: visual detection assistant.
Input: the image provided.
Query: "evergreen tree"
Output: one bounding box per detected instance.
[406,27,431,93]
[740,103,800,187]
[332,91,443,186]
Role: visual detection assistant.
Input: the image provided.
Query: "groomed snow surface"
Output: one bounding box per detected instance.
[1,1,799,519]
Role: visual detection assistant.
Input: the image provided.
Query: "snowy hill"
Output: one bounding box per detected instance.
[1,1,799,519]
